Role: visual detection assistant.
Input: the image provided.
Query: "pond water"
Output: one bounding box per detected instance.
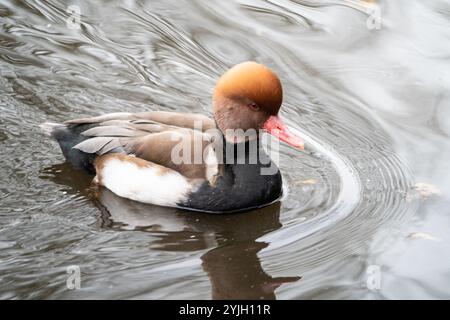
[0,0,449,299]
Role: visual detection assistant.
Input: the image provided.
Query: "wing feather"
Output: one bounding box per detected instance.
[66,111,218,180]
[73,137,115,154]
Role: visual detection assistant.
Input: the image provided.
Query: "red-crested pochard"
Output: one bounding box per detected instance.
[41,62,304,213]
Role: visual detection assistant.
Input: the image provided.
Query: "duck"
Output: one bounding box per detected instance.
[40,61,304,213]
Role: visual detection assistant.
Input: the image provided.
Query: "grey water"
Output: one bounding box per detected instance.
[0,0,449,299]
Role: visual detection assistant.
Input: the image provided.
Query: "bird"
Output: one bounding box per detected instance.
[40,61,304,213]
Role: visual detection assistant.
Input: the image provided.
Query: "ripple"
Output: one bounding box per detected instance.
[0,0,439,299]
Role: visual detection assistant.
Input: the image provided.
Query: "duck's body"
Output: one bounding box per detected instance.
[44,111,282,213]
[42,62,303,213]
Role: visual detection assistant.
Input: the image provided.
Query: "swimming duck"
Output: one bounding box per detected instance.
[41,61,304,213]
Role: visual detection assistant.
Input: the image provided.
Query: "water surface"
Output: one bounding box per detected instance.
[1,0,450,299]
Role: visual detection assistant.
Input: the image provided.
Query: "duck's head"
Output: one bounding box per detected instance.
[213,61,304,149]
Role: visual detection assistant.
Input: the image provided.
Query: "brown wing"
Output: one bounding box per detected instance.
[65,111,216,131]
[69,111,219,181]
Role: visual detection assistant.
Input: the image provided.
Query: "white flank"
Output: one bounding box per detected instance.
[100,158,193,206]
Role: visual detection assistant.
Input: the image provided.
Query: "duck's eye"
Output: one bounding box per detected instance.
[248,102,260,111]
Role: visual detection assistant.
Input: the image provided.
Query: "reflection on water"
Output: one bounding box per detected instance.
[43,163,301,299]
[202,241,300,300]
[1,0,450,299]
[100,191,301,300]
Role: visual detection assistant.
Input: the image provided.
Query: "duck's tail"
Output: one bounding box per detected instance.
[39,122,66,137]
[39,121,96,173]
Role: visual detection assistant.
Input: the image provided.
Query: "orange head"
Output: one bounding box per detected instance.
[213,61,303,149]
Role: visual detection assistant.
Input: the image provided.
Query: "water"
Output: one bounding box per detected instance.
[1,0,450,299]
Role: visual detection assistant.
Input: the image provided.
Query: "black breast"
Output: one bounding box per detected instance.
[179,139,283,213]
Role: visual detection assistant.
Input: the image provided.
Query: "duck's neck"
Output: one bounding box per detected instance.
[220,133,269,165]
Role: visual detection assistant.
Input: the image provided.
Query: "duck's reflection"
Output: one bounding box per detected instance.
[42,163,301,299]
